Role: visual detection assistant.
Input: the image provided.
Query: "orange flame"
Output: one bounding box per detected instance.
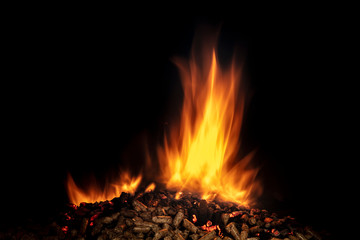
[66,172,141,205]
[157,44,262,205]
[145,182,156,193]
[192,214,197,223]
[66,32,261,206]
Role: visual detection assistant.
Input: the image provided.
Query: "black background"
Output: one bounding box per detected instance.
[2,7,350,238]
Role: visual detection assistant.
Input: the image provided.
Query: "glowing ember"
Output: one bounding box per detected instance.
[157,35,262,205]
[90,213,100,222]
[229,211,242,218]
[64,213,71,221]
[192,214,197,223]
[200,220,221,233]
[67,203,77,210]
[201,225,218,232]
[61,226,68,234]
[175,191,183,200]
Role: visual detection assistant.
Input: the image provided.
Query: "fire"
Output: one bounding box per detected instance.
[145,182,156,193]
[65,31,261,206]
[157,40,262,205]
[66,172,141,205]
[192,214,197,223]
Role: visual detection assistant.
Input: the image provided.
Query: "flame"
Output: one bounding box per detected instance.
[192,214,197,223]
[157,44,262,205]
[145,182,156,193]
[66,172,141,205]
[65,31,261,206]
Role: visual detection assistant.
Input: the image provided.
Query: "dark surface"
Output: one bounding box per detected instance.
[2,8,348,237]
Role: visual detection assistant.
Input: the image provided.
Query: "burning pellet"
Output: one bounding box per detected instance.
[133,226,151,233]
[225,222,241,240]
[295,232,307,240]
[153,229,170,240]
[271,229,281,237]
[164,236,172,240]
[173,211,185,228]
[183,219,198,233]
[198,230,216,240]
[152,216,173,224]
[133,200,148,212]
[222,213,230,226]
[230,211,242,217]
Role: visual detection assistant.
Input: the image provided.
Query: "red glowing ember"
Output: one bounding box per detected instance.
[192,214,197,223]
[229,211,242,218]
[61,226,68,234]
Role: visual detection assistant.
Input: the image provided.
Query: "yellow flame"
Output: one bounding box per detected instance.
[66,33,262,206]
[66,172,141,205]
[145,182,156,193]
[158,49,261,205]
